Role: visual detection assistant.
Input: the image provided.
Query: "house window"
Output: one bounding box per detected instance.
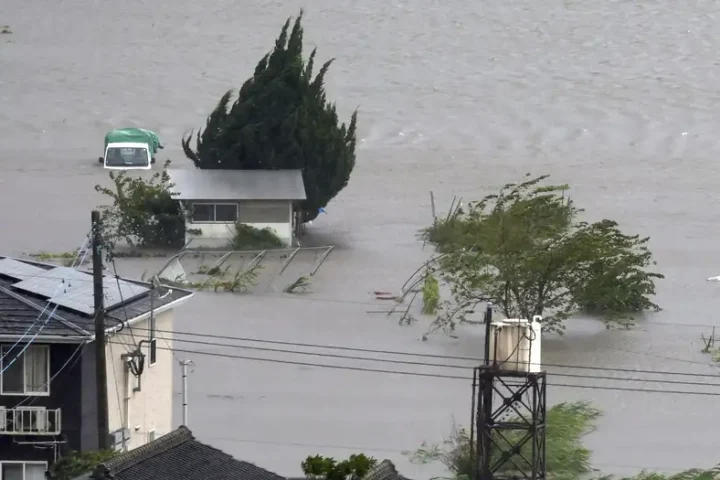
[149,338,157,366]
[238,201,290,223]
[0,345,50,396]
[191,203,238,223]
[149,310,157,366]
[0,461,48,480]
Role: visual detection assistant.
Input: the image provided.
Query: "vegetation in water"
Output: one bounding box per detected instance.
[50,450,118,480]
[420,174,663,334]
[163,264,262,293]
[406,402,600,480]
[284,275,311,293]
[95,160,185,251]
[301,454,377,480]
[422,270,440,314]
[403,402,720,480]
[231,223,284,250]
[181,10,358,223]
[1,25,12,34]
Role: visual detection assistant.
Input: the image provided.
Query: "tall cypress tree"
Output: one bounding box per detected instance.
[182,11,358,222]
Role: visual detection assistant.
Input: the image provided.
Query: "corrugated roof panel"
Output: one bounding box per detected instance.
[168,168,307,201]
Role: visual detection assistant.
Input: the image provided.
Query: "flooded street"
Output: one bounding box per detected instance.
[3,0,720,476]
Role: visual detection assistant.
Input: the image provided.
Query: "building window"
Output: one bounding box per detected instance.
[191,203,238,223]
[0,345,50,396]
[238,201,290,223]
[0,461,48,480]
[149,338,157,366]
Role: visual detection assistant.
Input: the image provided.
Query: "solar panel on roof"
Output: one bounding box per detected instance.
[13,266,92,299]
[48,276,150,315]
[102,277,150,309]
[0,258,47,280]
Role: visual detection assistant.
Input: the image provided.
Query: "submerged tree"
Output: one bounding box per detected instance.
[182,11,358,223]
[421,174,663,333]
[302,454,377,480]
[407,402,601,480]
[406,402,720,480]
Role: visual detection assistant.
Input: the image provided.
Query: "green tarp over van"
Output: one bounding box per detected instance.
[104,128,162,155]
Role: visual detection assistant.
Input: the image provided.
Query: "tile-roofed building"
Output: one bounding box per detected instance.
[361,460,413,480]
[71,426,288,480]
[0,256,192,339]
[0,256,194,474]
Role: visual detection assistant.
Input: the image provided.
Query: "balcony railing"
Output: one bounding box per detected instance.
[0,407,61,435]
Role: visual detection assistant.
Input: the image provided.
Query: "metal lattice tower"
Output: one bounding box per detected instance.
[470,304,548,480]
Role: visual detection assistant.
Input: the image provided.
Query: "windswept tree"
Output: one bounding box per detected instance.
[421,174,663,333]
[182,11,358,223]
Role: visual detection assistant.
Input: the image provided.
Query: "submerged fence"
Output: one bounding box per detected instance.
[156,246,334,293]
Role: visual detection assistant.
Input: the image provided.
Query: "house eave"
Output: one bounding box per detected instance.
[91,291,195,342]
[0,334,88,343]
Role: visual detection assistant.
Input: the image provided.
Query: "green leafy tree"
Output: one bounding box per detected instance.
[182,11,358,223]
[95,160,185,250]
[302,454,377,480]
[49,450,118,480]
[406,402,720,480]
[406,402,600,480]
[421,174,663,333]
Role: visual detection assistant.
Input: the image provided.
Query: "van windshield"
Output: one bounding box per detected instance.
[105,147,149,167]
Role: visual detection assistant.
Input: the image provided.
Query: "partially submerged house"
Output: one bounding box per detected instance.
[0,256,193,474]
[70,426,288,480]
[169,168,307,248]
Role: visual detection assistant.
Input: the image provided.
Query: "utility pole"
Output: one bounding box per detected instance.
[92,210,110,450]
[180,360,193,426]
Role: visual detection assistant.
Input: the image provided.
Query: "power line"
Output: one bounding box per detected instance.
[106,340,720,397]
[199,435,699,472]
[0,235,91,365]
[7,342,87,414]
[118,332,720,389]
[123,325,720,380]
[0,235,92,374]
[108,256,141,351]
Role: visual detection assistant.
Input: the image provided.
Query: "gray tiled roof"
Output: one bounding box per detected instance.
[79,426,288,480]
[362,460,413,480]
[0,257,193,339]
[168,168,307,201]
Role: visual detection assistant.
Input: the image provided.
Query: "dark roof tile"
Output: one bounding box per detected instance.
[362,460,412,480]
[81,426,287,480]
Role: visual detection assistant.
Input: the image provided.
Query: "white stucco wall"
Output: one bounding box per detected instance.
[106,310,174,451]
[185,221,293,247]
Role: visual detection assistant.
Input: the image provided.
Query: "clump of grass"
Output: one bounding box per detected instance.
[405,402,601,480]
[29,250,79,260]
[196,265,228,277]
[231,223,284,250]
[209,265,262,292]
[160,265,261,293]
[422,271,440,314]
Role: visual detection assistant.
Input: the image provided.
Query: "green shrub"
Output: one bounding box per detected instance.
[422,272,440,314]
[231,223,284,250]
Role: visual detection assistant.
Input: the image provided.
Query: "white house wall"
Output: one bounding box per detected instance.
[186,221,292,247]
[105,310,174,451]
[185,199,294,247]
